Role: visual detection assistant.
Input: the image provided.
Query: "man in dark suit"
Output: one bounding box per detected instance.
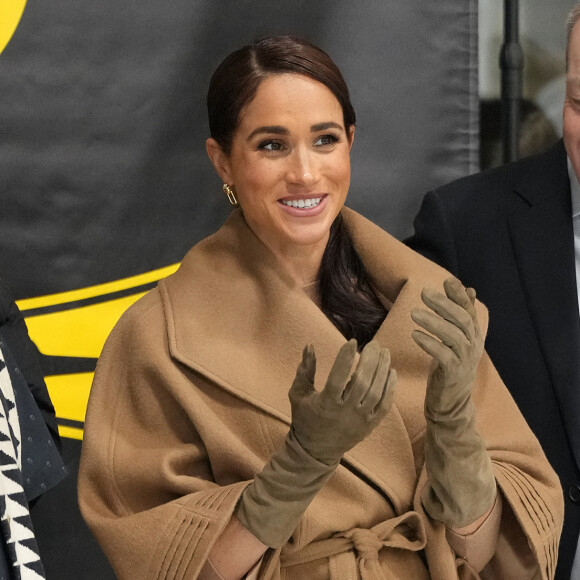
[406,6,580,578]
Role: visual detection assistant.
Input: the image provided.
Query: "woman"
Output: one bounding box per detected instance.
[78,37,563,579]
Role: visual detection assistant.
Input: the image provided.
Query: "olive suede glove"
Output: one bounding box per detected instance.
[235,339,396,547]
[411,277,496,528]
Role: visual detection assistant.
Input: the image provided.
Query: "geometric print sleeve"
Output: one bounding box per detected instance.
[0,342,66,580]
[0,345,45,579]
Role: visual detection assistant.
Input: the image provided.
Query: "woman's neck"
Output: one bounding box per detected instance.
[272,244,324,287]
[249,227,328,288]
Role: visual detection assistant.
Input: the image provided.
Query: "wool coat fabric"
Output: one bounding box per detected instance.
[78,208,563,580]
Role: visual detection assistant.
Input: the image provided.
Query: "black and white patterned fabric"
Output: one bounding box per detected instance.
[0,342,66,580]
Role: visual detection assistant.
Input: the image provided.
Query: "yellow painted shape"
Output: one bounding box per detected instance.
[0,0,27,54]
[17,263,181,440]
[24,292,147,358]
[17,263,179,311]
[45,372,94,424]
[59,425,83,441]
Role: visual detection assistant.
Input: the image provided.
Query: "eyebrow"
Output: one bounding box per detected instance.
[311,122,344,132]
[247,126,288,140]
[246,122,344,141]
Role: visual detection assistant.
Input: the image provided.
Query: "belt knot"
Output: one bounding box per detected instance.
[342,528,384,560]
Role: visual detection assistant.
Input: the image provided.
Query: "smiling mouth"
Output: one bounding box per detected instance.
[280,196,324,209]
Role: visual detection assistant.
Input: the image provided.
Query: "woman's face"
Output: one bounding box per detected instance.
[208,73,354,260]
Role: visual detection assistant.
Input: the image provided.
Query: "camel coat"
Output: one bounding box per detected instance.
[78,208,563,579]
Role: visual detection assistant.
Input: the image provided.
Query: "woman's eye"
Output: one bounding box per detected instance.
[314,134,339,147]
[258,140,284,151]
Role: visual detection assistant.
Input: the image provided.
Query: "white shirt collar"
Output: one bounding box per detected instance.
[568,156,580,218]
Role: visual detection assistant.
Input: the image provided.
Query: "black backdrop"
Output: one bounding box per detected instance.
[0,1,478,577]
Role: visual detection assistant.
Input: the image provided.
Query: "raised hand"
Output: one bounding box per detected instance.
[289,339,396,465]
[410,277,496,528]
[235,339,396,547]
[411,277,484,419]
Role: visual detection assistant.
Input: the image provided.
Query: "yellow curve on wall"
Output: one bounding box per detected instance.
[17,263,180,440]
[0,0,27,55]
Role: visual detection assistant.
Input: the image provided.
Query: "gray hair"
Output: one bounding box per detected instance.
[566,4,580,68]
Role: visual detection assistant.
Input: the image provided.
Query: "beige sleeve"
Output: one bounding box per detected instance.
[414,350,562,580]
[468,352,563,580]
[446,492,502,572]
[78,294,255,580]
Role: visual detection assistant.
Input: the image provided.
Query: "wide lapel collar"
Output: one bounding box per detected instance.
[507,141,580,469]
[159,209,348,424]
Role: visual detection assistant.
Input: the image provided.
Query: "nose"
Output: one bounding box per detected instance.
[285,147,320,188]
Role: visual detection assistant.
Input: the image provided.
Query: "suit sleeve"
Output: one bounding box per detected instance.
[405,190,460,277]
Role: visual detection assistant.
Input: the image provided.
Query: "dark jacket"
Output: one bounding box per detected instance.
[0,281,61,452]
[406,140,580,579]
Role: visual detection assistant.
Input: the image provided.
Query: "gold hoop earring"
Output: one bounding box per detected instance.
[222,183,239,206]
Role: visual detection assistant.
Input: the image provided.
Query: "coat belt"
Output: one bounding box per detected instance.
[279,511,427,580]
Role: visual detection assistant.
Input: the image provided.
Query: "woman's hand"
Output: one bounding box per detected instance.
[410,277,496,529]
[411,277,484,420]
[234,339,395,550]
[289,339,396,465]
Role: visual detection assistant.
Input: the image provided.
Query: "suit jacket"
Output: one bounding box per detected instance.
[79,208,562,579]
[406,140,579,579]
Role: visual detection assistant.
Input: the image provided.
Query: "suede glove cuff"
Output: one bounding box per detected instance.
[422,400,496,528]
[235,429,338,548]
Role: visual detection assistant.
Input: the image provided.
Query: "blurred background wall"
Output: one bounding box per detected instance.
[479,0,575,169]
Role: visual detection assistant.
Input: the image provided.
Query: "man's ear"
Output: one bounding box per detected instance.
[206,138,232,183]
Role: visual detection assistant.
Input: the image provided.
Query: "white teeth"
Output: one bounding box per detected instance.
[281,197,322,208]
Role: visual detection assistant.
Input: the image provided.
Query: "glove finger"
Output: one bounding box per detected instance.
[345,340,381,404]
[376,368,397,418]
[420,287,475,344]
[464,286,482,337]
[412,329,460,369]
[363,368,398,427]
[443,277,471,309]
[360,347,391,411]
[411,308,467,359]
[466,287,477,305]
[324,339,358,401]
[368,365,397,422]
[444,278,480,336]
[288,344,316,400]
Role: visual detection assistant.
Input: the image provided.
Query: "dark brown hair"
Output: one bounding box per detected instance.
[207,36,356,154]
[319,216,387,347]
